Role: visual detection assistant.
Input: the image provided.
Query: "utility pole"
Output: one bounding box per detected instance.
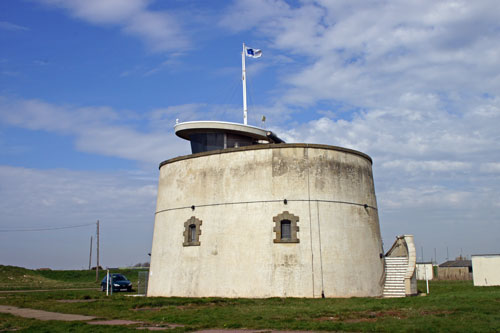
[88,236,93,270]
[434,248,437,264]
[96,220,100,282]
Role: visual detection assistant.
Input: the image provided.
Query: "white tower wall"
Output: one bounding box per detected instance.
[148,144,385,298]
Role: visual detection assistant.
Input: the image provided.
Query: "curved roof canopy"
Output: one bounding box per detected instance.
[175,121,284,154]
[175,121,269,141]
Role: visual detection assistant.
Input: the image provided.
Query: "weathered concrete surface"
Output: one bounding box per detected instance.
[472,254,500,286]
[0,304,96,321]
[148,144,384,298]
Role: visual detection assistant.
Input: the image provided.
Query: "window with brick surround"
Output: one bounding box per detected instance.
[273,211,299,243]
[183,216,202,246]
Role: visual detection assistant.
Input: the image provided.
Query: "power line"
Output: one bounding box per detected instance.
[0,222,95,232]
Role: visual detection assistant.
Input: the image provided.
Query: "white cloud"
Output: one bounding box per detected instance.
[381,160,471,173]
[379,185,473,210]
[222,1,500,110]
[0,96,257,165]
[38,0,189,52]
[0,96,191,164]
[480,162,500,174]
[0,21,29,31]
[219,0,291,32]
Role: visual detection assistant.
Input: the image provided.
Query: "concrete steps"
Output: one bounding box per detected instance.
[383,257,408,298]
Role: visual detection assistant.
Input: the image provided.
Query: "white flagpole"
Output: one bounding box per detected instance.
[242,43,248,125]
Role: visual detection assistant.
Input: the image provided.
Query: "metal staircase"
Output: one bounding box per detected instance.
[383,257,408,298]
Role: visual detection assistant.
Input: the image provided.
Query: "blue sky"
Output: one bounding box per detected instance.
[1,0,500,269]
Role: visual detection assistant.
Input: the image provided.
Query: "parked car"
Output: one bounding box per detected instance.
[100,273,133,292]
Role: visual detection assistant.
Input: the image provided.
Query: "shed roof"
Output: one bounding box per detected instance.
[439,260,472,268]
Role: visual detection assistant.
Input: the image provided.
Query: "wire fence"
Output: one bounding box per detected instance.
[137,270,149,296]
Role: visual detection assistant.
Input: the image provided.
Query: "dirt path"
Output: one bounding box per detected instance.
[0,288,97,293]
[0,305,311,332]
[0,304,96,321]
[0,304,179,330]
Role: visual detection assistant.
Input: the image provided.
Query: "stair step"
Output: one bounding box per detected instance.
[385,257,408,260]
[383,257,409,298]
[383,290,405,294]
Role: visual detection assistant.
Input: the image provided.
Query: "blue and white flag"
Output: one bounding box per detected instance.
[245,47,262,58]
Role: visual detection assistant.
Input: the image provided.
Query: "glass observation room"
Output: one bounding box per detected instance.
[174,121,285,154]
[189,132,255,154]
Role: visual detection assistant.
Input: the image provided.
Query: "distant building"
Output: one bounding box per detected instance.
[471,254,500,286]
[437,259,472,280]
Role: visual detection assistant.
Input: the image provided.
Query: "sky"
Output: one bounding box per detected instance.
[1,0,499,269]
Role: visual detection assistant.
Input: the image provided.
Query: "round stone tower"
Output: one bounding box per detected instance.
[147,121,384,298]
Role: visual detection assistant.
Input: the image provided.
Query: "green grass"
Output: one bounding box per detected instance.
[1,266,499,332]
[0,265,146,291]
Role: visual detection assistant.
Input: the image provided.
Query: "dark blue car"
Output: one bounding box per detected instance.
[100,273,133,292]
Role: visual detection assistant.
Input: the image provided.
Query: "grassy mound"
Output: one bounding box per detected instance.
[0,265,61,290]
[0,265,147,291]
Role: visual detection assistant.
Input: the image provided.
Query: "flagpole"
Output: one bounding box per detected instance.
[242,43,248,125]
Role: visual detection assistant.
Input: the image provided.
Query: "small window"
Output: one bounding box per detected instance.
[189,224,196,242]
[183,217,202,246]
[281,220,291,240]
[273,211,299,243]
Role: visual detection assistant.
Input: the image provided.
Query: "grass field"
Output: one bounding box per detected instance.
[0,265,499,332]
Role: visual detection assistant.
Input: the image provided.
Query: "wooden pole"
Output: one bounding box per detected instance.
[96,220,100,282]
[88,235,93,270]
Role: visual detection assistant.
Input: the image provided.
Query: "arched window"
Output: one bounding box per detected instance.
[183,217,202,246]
[280,220,291,240]
[189,224,196,243]
[273,211,299,243]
